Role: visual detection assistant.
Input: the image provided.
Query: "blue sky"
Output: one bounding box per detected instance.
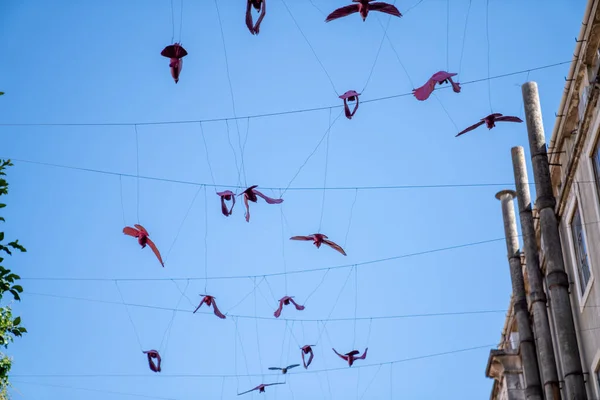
[0,0,587,398]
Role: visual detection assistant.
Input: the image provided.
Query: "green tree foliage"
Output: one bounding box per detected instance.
[0,160,26,397]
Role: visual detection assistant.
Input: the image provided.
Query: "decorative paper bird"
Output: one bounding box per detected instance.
[339,90,360,119]
[268,364,300,374]
[238,382,285,395]
[123,224,164,267]
[325,0,402,22]
[301,345,315,369]
[274,296,305,318]
[193,295,226,319]
[216,190,236,217]
[456,113,523,137]
[246,0,266,35]
[143,349,162,372]
[413,71,461,101]
[160,43,188,84]
[332,348,368,367]
[239,185,283,222]
[289,233,347,256]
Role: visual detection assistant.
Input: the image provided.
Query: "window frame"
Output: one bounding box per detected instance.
[566,197,594,309]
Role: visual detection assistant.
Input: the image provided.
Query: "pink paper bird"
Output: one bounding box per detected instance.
[274,296,305,318]
[456,113,523,137]
[301,345,315,369]
[193,295,226,319]
[239,185,283,222]
[326,0,402,22]
[143,349,162,372]
[289,233,347,256]
[412,71,461,101]
[246,0,266,35]
[123,224,164,267]
[216,190,236,217]
[238,382,285,395]
[160,43,188,84]
[332,348,368,367]
[340,90,360,119]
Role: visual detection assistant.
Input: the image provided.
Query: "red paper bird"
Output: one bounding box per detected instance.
[216,190,236,217]
[289,233,347,256]
[456,113,523,137]
[340,90,360,119]
[246,0,266,35]
[301,345,315,369]
[274,296,305,318]
[413,71,461,101]
[160,43,188,84]
[239,185,283,222]
[238,382,285,395]
[123,224,164,267]
[326,0,402,22]
[332,348,368,367]
[193,295,226,319]
[268,364,300,374]
[143,349,162,372]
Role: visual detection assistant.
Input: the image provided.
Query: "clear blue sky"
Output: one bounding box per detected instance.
[0,0,587,398]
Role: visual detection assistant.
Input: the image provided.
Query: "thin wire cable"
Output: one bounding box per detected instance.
[199,122,217,191]
[343,189,358,248]
[114,281,143,351]
[446,0,450,71]
[360,364,383,400]
[159,279,189,355]
[225,120,242,188]
[390,363,393,400]
[233,317,252,386]
[119,175,127,226]
[518,70,531,119]
[317,321,334,399]
[170,0,175,43]
[303,269,330,305]
[315,266,355,345]
[457,0,472,79]
[134,125,140,223]
[0,61,572,127]
[225,277,264,315]
[485,0,493,113]
[362,3,397,94]
[432,92,460,131]
[238,118,249,187]
[403,0,425,14]
[353,266,358,349]
[280,205,288,294]
[376,17,415,89]
[253,280,264,378]
[164,185,202,263]
[318,109,331,232]
[179,0,183,41]
[356,368,361,400]
[203,185,209,292]
[280,0,338,95]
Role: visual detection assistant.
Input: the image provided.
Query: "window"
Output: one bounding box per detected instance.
[593,139,600,198]
[570,205,592,295]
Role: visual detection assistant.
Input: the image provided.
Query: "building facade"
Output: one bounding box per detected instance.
[487,0,600,399]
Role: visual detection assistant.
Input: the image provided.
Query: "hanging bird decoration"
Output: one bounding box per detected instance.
[268,364,300,374]
[239,185,283,222]
[274,296,305,318]
[216,190,236,217]
[160,43,188,84]
[246,0,266,35]
[193,295,226,319]
[332,348,368,367]
[301,345,316,369]
[412,71,461,101]
[290,233,347,256]
[143,349,162,372]
[123,224,165,267]
[456,113,523,137]
[238,382,285,395]
[339,90,360,119]
[325,0,402,22]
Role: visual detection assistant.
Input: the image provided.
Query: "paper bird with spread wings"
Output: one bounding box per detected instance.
[333,348,368,367]
[160,43,188,84]
[290,233,347,256]
[123,224,164,267]
[413,71,461,101]
[193,295,226,319]
[239,185,283,222]
[456,113,523,137]
[339,90,360,119]
[268,364,300,374]
[238,382,285,395]
[274,296,305,318]
[326,0,402,22]
[301,345,316,369]
[143,349,162,372]
[216,190,236,217]
[245,0,266,35]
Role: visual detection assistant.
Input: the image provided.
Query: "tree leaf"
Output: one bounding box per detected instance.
[12,317,20,326]
[0,205,5,209]
[8,290,19,301]
[0,233,4,241]
[11,286,22,293]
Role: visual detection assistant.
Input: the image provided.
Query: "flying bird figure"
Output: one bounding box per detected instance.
[274,296,305,318]
[456,113,523,137]
[289,233,347,256]
[325,0,402,22]
[268,364,300,374]
[143,350,162,372]
[412,71,461,101]
[246,0,266,35]
[123,224,164,267]
[332,348,368,367]
[238,382,285,395]
[216,190,236,217]
[301,345,315,369]
[160,43,188,84]
[239,185,283,222]
[193,295,226,319]
[340,90,360,119]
